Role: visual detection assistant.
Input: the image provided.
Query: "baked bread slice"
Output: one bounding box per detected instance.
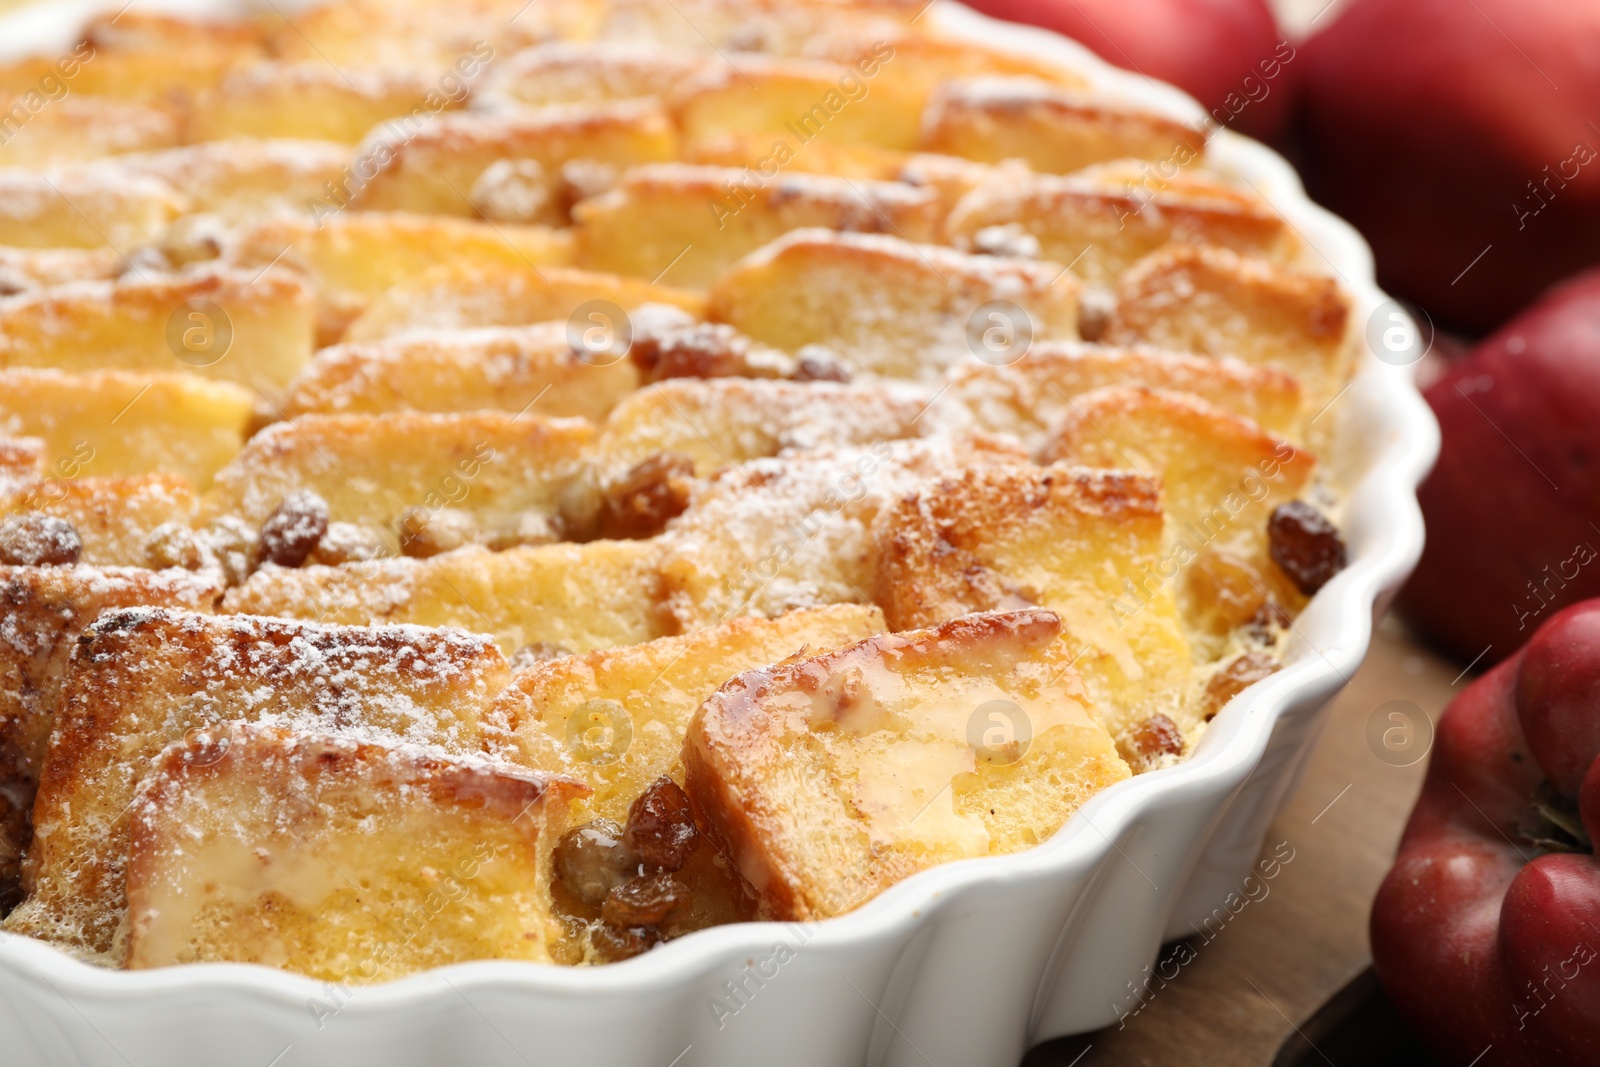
[231,213,574,345]
[188,63,466,145]
[683,609,1130,920]
[945,175,1296,287]
[707,228,1079,383]
[0,370,252,490]
[223,540,669,656]
[0,266,315,393]
[0,167,182,250]
[281,323,641,422]
[0,94,180,168]
[657,436,1026,630]
[921,77,1206,174]
[500,603,884,823]
[1039,386,1316,656]
[351,103,677,219]
[669,56,927,151]
[573,164,940,287]
[115,139,351,225]
[6,609,512,956]
[344,263,704,342]
[943,341,1304,447]
[201,411,592,556]
[1,474,202,568]
[870,463,1194,750]
[1103,244,1354,417]
[0,566,222,909]
[595,378,929,478]
[123,725,584,979]
[476,41,714,111]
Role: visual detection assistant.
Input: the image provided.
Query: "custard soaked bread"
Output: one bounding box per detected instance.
[6,610,512,956]
[124,726,584,979]
[684,610,1129,920]
[0,0,1359,976]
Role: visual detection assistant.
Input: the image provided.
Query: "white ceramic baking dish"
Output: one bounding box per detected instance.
[0,2,1439,1064]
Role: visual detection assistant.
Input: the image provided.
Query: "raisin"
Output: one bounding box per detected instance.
[624,777,699,871]
[1125,713,1184,771]
[258,490,328,567]
[0,514,82,567]
[552,819,639,907]
[509,641,573,670]
[1267,501,1347,595]
[1203,651,1281,720]
[142,521,203,571]
[397,506,477,558]
[602,870,690,929]
[1182,550,1267,637]
[590,921,661,963]
[793,345,851,382]
[599,453,694,539]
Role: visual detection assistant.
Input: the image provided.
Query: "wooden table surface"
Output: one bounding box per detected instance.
[1023,617,1463,1066]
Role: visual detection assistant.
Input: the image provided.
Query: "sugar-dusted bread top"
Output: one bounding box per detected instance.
[683,609,1129,920]
[124,724,585,980]
[8,609,511,956]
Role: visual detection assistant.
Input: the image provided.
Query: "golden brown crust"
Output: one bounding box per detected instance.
[124,724,585,978]
[0,567,222,908]
[683,609,1128,919]
[9,608,511,955]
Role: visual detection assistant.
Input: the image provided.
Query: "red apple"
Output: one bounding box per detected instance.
[1399,268,1600,666]
[1299,0,1600,332]
[963,0,1295,141]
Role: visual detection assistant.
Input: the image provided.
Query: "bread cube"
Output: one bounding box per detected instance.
[344,263,705,341]
[683,609,1129,919]
[500,604,883,823]
[657,436,1026,630]
[189,62,466,144]
[0,266,315,393]
[0,566,221,907]
[351,103,677,219]
[476,41,713,110]
[574,165,939,287]
[0,167,181,250]
[707,229,1079,383]
[671,57,927,151]
[124,725,584,978]
[281,323,640,422]
[921,77,1205,175]
[1104,244,1354,416]
[203,412,592,554]
[0,95,180,167]
[223,540,669,656]
[0,370,252,489]
[945,174,1296,287]
[870,462,1194,748]
[7,609,512,955]
[597,378,929,478]
[117,139,351,225]
[1039,386,1316,654]
[232,212,574,344]
[943,341,1304,447]
[1,474,200,568]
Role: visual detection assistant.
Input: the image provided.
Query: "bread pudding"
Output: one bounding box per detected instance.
[0,0,1355,980]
